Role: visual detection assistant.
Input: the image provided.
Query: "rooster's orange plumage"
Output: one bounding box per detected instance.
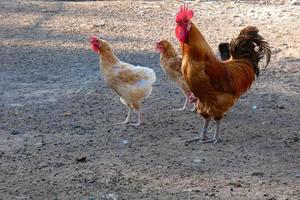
[175,5,271,143]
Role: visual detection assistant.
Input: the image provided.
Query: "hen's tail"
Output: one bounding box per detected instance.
[229,26,271,76]
[135,66,156,85]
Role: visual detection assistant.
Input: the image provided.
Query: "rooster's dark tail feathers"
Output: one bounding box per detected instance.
[229,26,271,77]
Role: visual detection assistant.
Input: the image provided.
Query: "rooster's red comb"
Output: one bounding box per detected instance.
[176,4,194,23]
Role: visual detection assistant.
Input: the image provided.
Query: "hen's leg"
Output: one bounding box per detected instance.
[130,110,141,126]
[175,95,188,111]
[112,108,131,125]
[191,103,196,112]
[185,118,210,144]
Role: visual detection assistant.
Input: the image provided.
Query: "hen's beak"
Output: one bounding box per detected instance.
[155,42,161,51]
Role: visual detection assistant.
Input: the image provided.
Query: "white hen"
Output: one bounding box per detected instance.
[90,36,156,126]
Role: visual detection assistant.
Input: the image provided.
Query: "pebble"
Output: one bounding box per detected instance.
[92,21,105,28]
[76,156,87,163]
[277,105,285,109]
[192,159,204,163]
[11,130,22,135]
[122,140,130,145]
[63,112,71,117]
[251,172,264,176]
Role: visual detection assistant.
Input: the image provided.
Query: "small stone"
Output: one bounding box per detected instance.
[251,172,264,176]
[63,112,71,117]
[295,172,300,178]
[76,156,87,163]
[11,130,22,135]
[235,183,242,187]
[192,159,202,163]
[92,21,105,27]
[122,140,130,145]
[277,105,285,109]
[208,193,215,196]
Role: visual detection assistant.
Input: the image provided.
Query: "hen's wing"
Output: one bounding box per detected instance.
[107,62,156,101]
[163,57,183,81]
[169,57,182,75]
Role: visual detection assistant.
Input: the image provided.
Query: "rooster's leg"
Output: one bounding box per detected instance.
[201,119,221,144]
[175,95,188,111]
[212,119,221,143]
[200,118,210,140]
[185,118,210,144]
[130,110,141,126]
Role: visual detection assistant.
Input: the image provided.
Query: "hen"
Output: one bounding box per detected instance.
[156,39,195,111]
[90,36,156,126]
[175,5,271,143]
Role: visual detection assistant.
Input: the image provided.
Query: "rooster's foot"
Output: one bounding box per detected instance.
[185,136,209,145]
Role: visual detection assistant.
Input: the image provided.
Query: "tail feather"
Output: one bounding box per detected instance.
[134,66,156,85]
[218,42,230,61]
[229,26,271,76]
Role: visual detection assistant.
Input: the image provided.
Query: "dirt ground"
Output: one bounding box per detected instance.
[0,0,299,199]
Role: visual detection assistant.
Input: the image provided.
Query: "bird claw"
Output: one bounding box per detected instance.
[110,120,129,126]
[185,136,220,145]
[201,138,220,144]
[129,122,140,127]
[173,107,186,111]
[199,138,221,144]
[185,136,207,144]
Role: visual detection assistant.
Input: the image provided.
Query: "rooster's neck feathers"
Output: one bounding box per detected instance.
[182,23,216,62]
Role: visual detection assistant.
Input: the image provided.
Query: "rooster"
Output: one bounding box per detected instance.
[175,5,271,143]
[90,36,156,126]
[156,39,196,111]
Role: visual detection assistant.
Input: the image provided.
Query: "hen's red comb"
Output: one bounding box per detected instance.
[89,36,98,43]
[176,4,194,23]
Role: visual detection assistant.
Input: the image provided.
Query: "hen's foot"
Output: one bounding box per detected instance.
[129,122,140,127]
[190,108,196,112]
[199,138,221,144]
[174,107,186,111]
[110,120,129,126]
